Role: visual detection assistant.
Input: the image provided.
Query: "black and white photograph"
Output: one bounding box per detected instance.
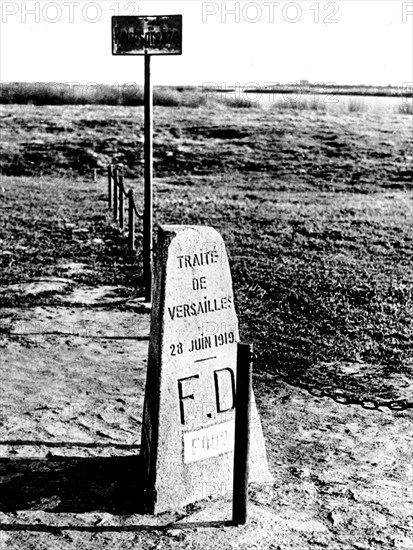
[0,1,412,548]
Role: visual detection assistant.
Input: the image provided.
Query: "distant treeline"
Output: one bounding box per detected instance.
[207,84,413,98]
[1,82,412,106]
[0,83,208,107]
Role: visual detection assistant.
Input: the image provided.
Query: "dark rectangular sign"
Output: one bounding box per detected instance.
[112,15,182,56]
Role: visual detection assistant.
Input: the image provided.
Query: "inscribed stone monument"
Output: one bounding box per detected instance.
[141,225,272,514]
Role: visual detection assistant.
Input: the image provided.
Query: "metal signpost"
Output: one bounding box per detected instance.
[112,15,182,302]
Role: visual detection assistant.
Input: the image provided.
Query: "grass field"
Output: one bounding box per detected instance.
[1,101,412,403]
[1,92,412,549]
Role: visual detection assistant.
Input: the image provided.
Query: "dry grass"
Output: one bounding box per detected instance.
[273,97,327,111]
[398,101,413,115]
[2,83,412,115]
[1,103,412,402]
[0,83,209,108]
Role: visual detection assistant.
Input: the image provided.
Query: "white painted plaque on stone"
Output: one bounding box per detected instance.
[183,419,235,464]
[141,225,272,514]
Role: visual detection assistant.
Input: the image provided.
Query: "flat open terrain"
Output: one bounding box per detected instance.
[1,102,412,395]
[0,100,412,548]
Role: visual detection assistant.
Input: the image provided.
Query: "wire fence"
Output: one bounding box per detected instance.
[107,164,143,251]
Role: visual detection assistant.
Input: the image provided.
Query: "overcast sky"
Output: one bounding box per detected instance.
[1,0,412,87]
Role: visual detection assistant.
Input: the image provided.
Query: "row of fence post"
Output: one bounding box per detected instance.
[107,164,136,252]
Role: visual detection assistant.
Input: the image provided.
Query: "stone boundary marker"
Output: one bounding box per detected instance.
[141,225,272,514]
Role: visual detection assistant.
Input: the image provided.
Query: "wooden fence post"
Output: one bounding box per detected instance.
[119,174,124,230]
[232,342,253,526]
[108,165,112,208]
[128,189,135,251]
[113,167,118,222]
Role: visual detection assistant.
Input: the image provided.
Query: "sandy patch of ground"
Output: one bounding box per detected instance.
[0,281,411,549]
[1,301,148,449]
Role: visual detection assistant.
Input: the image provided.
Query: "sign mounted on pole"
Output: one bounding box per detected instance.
[112,15,182,56]
[112,14,182,302]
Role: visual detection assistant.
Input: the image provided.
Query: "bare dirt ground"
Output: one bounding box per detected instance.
[0,279,411,549]
[0,102,412,548]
